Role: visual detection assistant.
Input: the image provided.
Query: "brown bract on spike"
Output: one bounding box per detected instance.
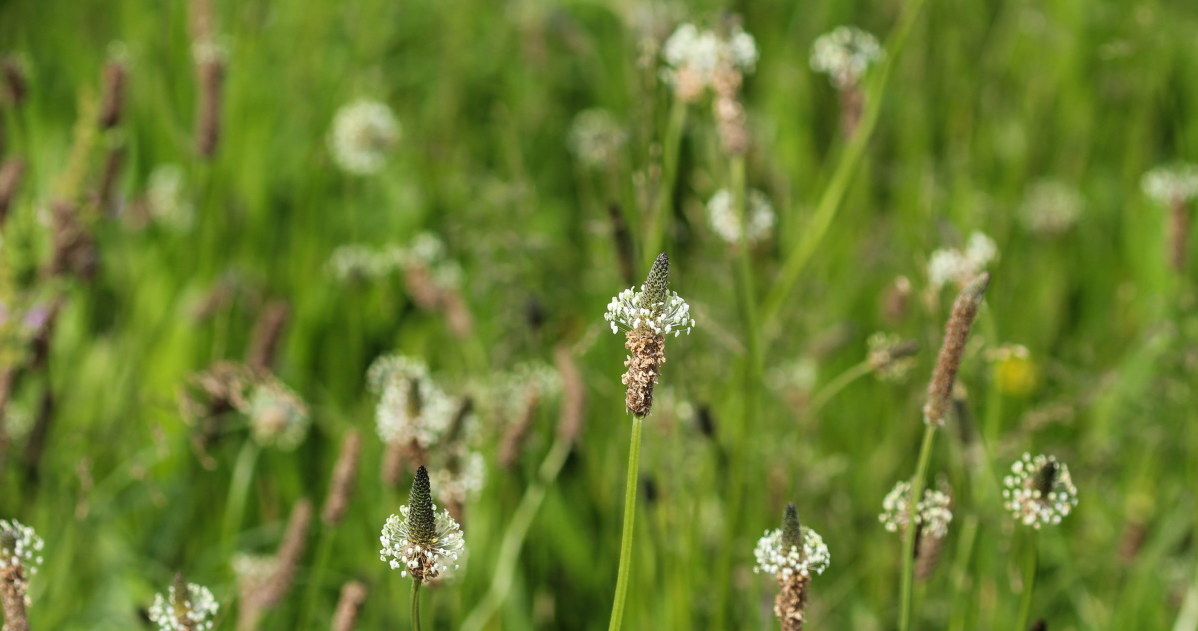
[99,58,126,129]
[1168,198,1190,272]
[322,430,362,525]
[331,581,368,631]
[838,84,864,138]
[194,56,223,158]
[554,343,585,444]
[0,158,26,224]
[247,300,290,372]
[923,273,989,426]
[774,575,809,631]
[0,565,30,631]
[1,56,27,106]
[622,328,665,417]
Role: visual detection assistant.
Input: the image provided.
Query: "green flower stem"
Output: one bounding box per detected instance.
[221,440,260,557]
[1017,532,1039,631]
[760,0,929,333]
[642,100,687,267]
[607,415,645,631]
[809,360,874,413]
[411,577,423,631]
[460,435,573,631]
[297,524,336,629]
[899,424,937,631]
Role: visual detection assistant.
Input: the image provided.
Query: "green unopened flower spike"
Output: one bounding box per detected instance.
[604,253,695,417]
[379,466,465,582]
[754,503,830,631]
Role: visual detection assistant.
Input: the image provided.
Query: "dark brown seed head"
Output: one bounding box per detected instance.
[408,466,436,546]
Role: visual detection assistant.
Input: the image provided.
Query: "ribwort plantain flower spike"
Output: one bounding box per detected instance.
[923,273,989,426]
[754,505,830,631]
[604,253,695,417]
[1003,453,1079,529]
[379,466,465,582]
[1,518,44,628]
[147,577,220,631]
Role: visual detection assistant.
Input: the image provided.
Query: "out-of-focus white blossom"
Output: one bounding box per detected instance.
[706,188,775,245]
[928,231,999,290]
[568,109,627,169]
[810,26,884,88]
[1020,180,1083,236]
[661,23,758,96]
[1142,163,1198,206]
[368,355,454,448]
[244,379,310,450]
[148,582,220,631]
[328,99,401,175]
[146,164,195,232]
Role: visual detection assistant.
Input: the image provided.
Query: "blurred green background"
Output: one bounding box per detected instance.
[2,0,1198,629]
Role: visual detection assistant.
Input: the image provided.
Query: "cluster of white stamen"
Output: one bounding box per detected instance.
[927,231,999,290]
[328,99,401,175]
[245,379,310,450]
[326,233,461,287]
[430,449,487,507]
[1142,163,1198,205]
[378,505,466,580]
[661,23,758,86]
[809,26,884,88]
[1002,453,1079,529]
[147,583,220,631]
[1020,179,1083,236]
[0,519,44,581]
[368,354,454,448]
[146,164,195,232]
[706,188,776,245]
[878,481,953,540]
[753,526,831,579]
[604,287,694,337]
[568,109,628,168]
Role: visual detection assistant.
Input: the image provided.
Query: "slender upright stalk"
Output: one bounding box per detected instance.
[607,415,645,631]
[460,436,573,631]
[899,424,937,631]
[642,100,687,267]
[809,360,874,413]
[222,440,260,555]
[410,578,423,631]
[1016,533,1039,631]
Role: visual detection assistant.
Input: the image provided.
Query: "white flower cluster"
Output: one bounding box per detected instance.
[245,379,310,450]
[878,481,953,540]
[1142,163,1198,205]
[379,504,465,580]
[567,108,627,168]
[866,332,917,382]
[326,233,462,287]
[368,354,455,448]
[661,23,758,89]
[429,449,487,507]
[148,582,220,631]
[328,99,401,175]
[146,164,195,232]
[1003,453,1078,529]
[0,519,45,578]
[810,26,884,88]
[604,286,695,337]
[706,188,776,245]
[927,231,998,290]
[753,526,831,579]
[1020,180,1083,236]
[231,553,277,592]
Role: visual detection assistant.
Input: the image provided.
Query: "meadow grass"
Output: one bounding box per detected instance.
[2,0,1198,629]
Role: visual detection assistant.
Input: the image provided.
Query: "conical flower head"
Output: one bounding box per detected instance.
[641,253,670,318]
[781,503,802,553]
[379,466,466,582]
[408,466,436,546]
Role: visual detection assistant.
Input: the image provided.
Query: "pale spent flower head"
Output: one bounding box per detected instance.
[0,519,45,578]
[147,581,220,631]
[146,164,195,232]
[604,256,695,338]
[866,332,918,382]
[244,379,310,450]
[928,231,999,290]
[429,448,487,507]
[661,22,758,94]
[1003,453,1079,529]
[1141,163,1198,206]
[878,481,953,540]
[706,188,776,245]
[810,26,884,88]
[379,466,465,581]
[567,108,628,169]
[1020,179,1083,236]
[326,244,392,281]
[328,99,401,175]
[753,526,831,579]
[368,354,454,447]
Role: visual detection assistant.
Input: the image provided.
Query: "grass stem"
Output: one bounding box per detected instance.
[411,578,423,631]
[606,415,645,631]
[899,424,937,631]
[1017,532,1040,630]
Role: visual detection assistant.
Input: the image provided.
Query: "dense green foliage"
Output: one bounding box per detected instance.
[2,0,1198,629]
